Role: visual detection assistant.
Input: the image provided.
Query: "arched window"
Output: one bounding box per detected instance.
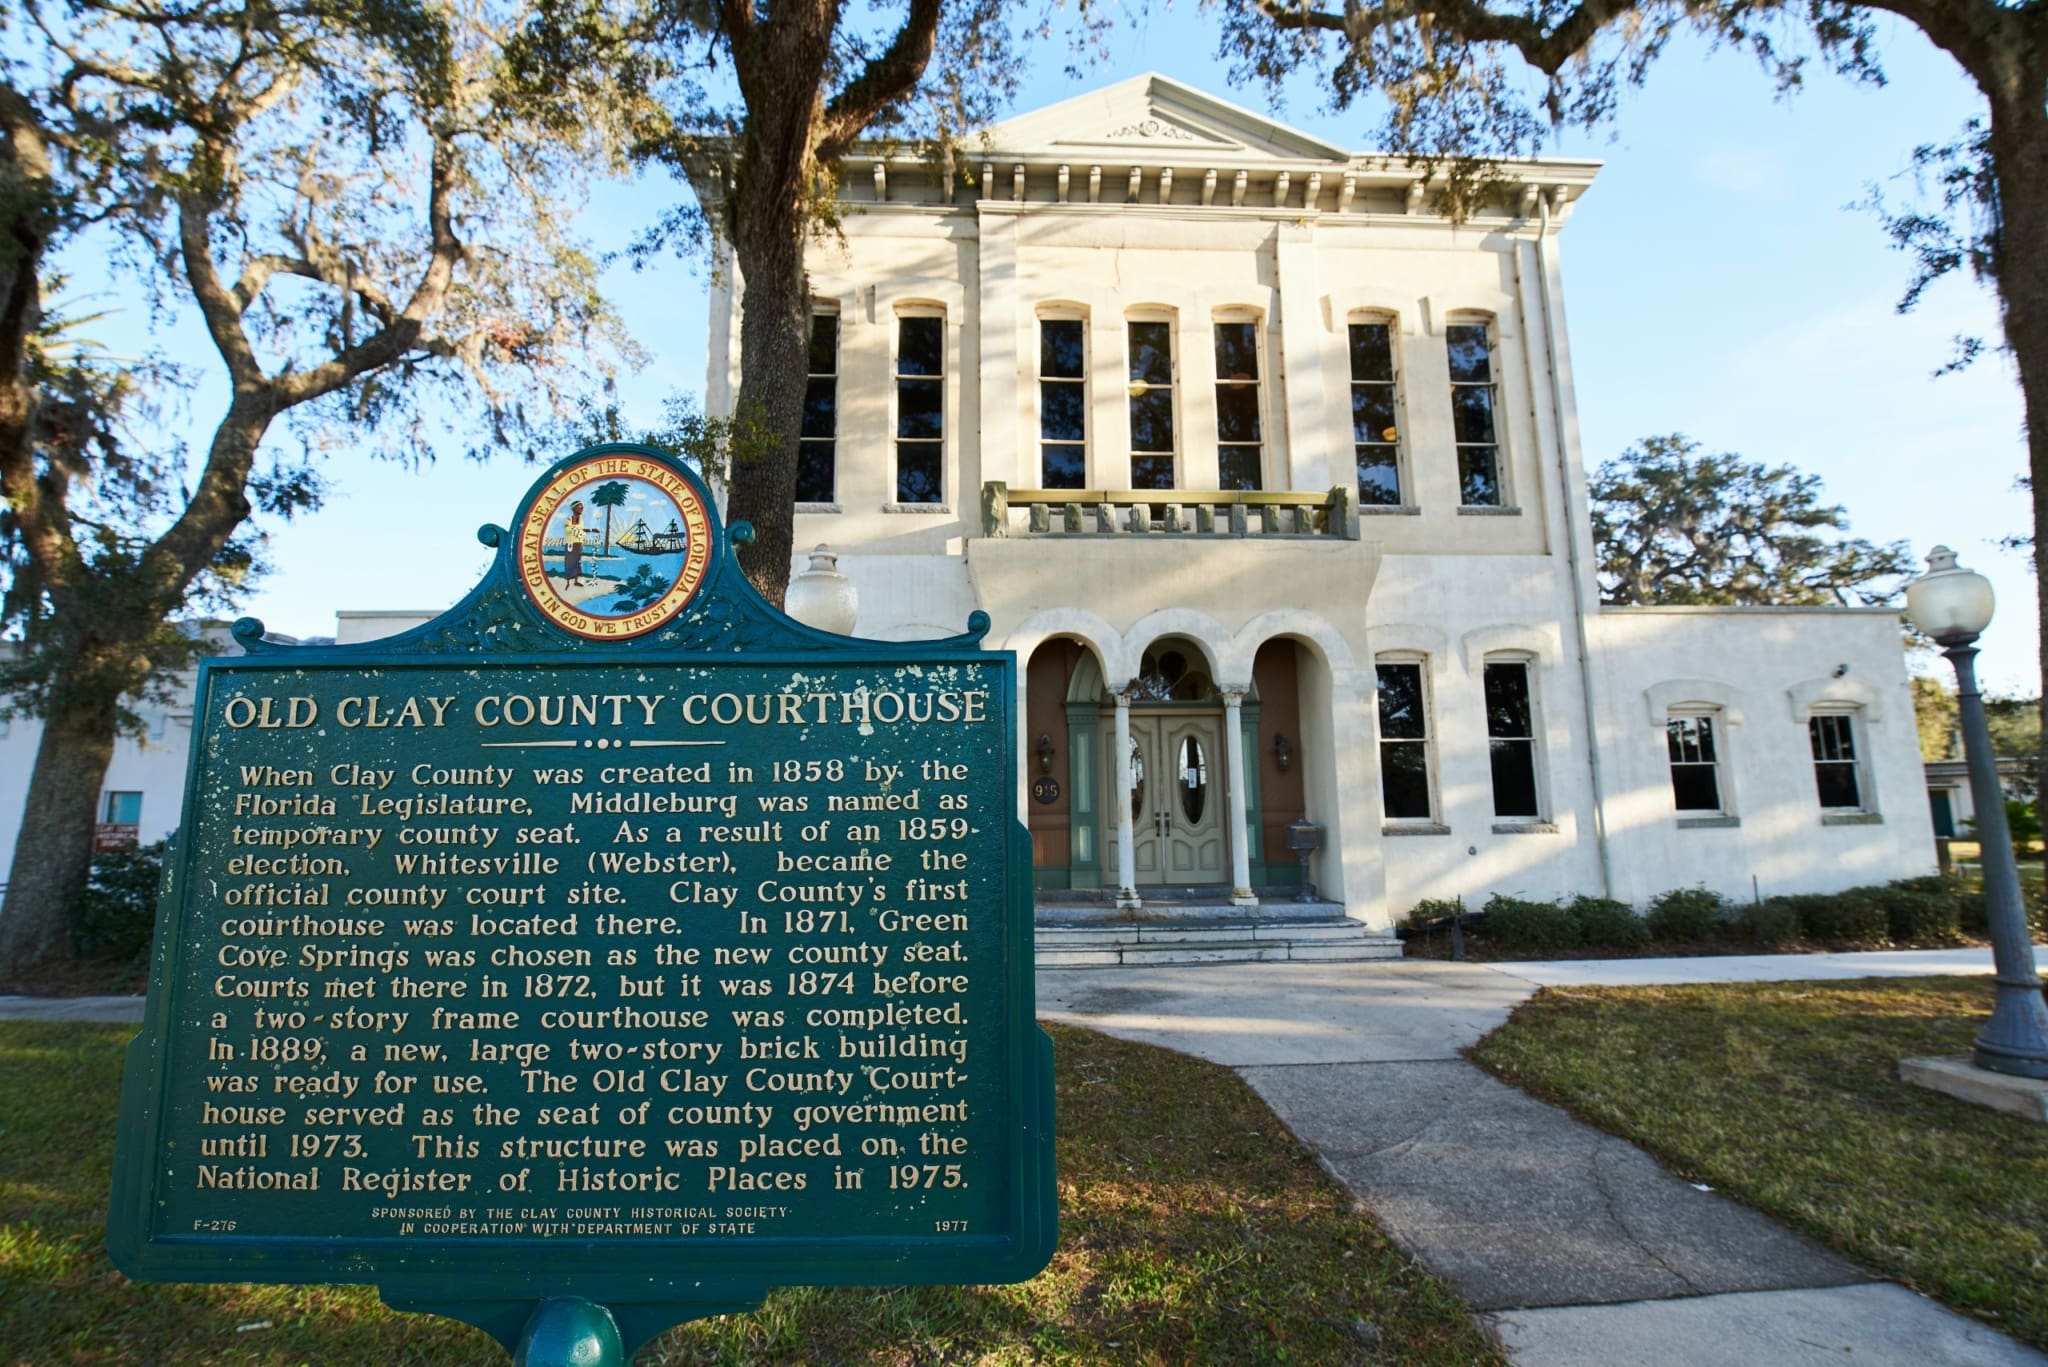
[1348,313,1403,505]
[1446,314,1503,506]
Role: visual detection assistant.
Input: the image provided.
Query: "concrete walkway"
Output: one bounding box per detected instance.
[1038,952,2047,1366]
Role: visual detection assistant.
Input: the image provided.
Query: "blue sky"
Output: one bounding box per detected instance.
[209,14,2034,690]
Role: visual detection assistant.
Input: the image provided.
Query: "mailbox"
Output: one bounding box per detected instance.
[1285,819,1323,902]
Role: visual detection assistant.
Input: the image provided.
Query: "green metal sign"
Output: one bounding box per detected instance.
[108,445,1057,1361]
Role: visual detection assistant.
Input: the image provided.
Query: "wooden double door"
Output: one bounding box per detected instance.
[1107,711,1228,886]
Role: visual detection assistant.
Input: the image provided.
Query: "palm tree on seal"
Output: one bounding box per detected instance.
[592,480,629,556]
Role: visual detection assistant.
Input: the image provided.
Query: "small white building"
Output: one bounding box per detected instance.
[699,73,1933,925]
[0,75,1936,938]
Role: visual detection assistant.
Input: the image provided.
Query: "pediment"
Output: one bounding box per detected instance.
[975,73,1351,165]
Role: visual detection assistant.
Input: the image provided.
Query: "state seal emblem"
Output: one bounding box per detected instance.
[516,454,712,638]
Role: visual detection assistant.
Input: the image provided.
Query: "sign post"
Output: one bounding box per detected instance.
[108,445,1057,1362]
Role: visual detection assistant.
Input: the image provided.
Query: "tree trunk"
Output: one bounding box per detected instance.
[724,179,815,610]
[0,681,123,972]
[1985,88,2048,799]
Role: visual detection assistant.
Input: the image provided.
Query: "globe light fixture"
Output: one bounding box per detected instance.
[1905,545,2048,1079]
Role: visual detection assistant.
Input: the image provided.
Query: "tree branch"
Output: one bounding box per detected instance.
[816,0,943,159]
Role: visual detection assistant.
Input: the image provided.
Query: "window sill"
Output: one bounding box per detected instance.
[1677,815,1740,829]
[1821,812,1883,826]
[1457,505,1522,517]
[1359,504,1421,517]
[882,502,952,515]
[1383,822,1450,837]
[794,502,843,515]
[1491,821,1557,835]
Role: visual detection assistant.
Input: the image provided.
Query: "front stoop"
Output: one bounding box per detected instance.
[1034,909,1401,966]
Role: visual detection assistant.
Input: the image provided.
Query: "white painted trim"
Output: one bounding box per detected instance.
[1643,678,1747,728]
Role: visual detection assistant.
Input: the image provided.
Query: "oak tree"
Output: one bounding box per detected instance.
[1590,435,1913,606]
[511,0,1030,604]
[0,0,629,970]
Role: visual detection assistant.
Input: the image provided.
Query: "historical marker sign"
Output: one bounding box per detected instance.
[108,445,1057,1359]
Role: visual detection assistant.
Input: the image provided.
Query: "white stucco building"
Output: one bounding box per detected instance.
[0,76,1936,948]
[700,73,1933,932]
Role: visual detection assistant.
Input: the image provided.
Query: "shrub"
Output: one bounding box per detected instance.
[1778,890,1888,946]
[1645,886,1725,942]
[1484,894,1580,953]
[1567,895,1649,948]
[1401,897,1467,932]
[1737,898,1800,946]
[1864,886,1962,945]
[71,837,169,962]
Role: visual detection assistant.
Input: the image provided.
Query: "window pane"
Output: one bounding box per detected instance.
[898,316,943,376]
[1128,321,1173,385]
[1810,715,1856,762]
[1042,444,1086,489]
[1381,742,1431,819]
[1376,664,1426,740]
[898,377,942,439]
[1452,385,1497,446]
[1129,386,1175,452]
[1446,324,1492,382]
[1667,716,1717,765]
[1815,763,1862,809]
[795,442,835,503]
[1672,764,1721,812]
[1357,448,1401,505]
[1218,448,1262,491]
[1349,322,1394,382]
[808,314,839,374]
[1213,322,1259,381]
[105,791,142,824]
[1041,319,1084,378]
[896,444,941,503]
[1352,386,1396,445]
[1130,455,1175,489]
[1215,385,1261,443]
[1490,740,1539,817]
[1038,380,1085,443]
[1460,448,1501,506]
[801,377,836,438]
[1483,663,1531,739]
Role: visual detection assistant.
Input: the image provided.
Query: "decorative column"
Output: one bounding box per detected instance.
[1112,690,1141,910]
[1222,688,1259,908]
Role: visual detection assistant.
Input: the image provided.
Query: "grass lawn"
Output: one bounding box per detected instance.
[1471,975,2048,1351]
[0,1021,1499,1366]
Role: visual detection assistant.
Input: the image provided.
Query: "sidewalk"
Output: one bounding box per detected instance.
[1038,949,2048,1366]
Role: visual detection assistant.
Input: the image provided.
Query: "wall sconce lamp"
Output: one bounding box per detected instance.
[1272,732,1291,773]
[1035,733,1055,775]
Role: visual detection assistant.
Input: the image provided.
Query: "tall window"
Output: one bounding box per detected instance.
[1809,713,1863,810]
[1484,661,1540,818]
[1376,661,1433,820]
[103,791,142,824]
[1666,714,1723,812]
[895,313,944,503]
[796,312,838,503]
[1213,319,1263,491]
[1127,318,1176,489]
[1447,321,1502,506]
[1349,321,1401,505]
[1039,318,1086,489]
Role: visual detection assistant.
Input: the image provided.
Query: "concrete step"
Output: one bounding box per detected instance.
[1033,917,1401,967]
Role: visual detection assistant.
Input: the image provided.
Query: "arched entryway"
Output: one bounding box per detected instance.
[1106,638,1231,890]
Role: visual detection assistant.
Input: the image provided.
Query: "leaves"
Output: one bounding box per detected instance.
[1590,433,1914,607]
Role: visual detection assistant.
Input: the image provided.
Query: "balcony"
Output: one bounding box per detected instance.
[980,483,1360,540]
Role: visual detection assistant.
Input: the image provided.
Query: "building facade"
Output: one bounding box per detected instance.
[0,76,1935,927]
[703,73,1934,926]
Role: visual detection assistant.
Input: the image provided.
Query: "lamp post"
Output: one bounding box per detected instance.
[1905,546,2048,1079]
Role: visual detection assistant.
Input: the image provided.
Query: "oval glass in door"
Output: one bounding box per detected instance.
[1177,735,1207,824]
[1129,737,1147,822]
